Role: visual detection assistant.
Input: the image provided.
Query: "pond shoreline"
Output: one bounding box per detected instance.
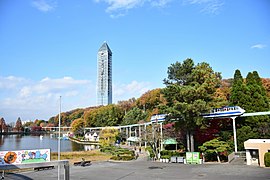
[68,136,99,145]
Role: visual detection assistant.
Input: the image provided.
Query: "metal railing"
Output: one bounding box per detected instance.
[0,160,69,180]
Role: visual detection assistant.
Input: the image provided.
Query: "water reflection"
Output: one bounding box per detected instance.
[84,144,100,151]
[0,134,99,152]
[0,135,4,146]
[70,141,99,151]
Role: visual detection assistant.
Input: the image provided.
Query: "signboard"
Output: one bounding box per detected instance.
[0,149,50,165]
[186,152,193,164]
[150,114,167,123]
[186,152,200,164]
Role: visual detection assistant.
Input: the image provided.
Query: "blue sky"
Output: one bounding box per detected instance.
[0,0,269,123]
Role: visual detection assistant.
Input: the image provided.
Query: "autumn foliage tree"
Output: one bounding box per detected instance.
[15,117,23,132]
[136,88,166,113]
[117,98,136,115]
[99,128,119,147]
[70,118,85,136]
[84,104,124,127]
[0,117,7,133]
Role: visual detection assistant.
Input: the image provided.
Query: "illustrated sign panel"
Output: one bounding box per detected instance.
[186,152,200,164]
[0,149,50,165]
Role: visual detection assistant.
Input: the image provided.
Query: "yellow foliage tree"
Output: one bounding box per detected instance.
[99,128,119,147]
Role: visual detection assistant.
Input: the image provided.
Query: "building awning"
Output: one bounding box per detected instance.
[163,138,177,145]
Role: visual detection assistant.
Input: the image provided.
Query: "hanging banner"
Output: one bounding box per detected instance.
[0,149,50,165]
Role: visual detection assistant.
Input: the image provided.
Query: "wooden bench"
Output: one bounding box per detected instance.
[73,160,91,167]
[33,165,55,171]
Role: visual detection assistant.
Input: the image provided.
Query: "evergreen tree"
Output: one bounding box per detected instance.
[245,71,270,128]
[229,69,250,110]
[121,107,147,125]
[230,70,270,150]
[162,59,222,151]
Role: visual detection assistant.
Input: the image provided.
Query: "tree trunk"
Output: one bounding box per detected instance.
[216,152,221,163]
[186,131,190,152]
[190,132,194,152]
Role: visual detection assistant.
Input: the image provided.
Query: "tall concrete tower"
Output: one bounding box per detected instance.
[97,42,112,106]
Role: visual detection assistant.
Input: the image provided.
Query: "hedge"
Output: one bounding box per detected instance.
[264,152,270,167]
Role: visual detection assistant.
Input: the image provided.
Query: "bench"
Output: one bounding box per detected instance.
[73,160,91,167]
[33,165,55,171]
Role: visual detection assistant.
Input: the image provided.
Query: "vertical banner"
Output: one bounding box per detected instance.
[0,149,50,165]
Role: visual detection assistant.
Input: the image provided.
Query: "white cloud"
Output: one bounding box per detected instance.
[183,0,224,14]
[251,44,266,49]
[94,0,223,17]
[94,0,174,17]
[0,76,28,89]
[95,0,144,12]
[0,76,93,123]
[32,0,57,12]
[19,87,32,98]
[0,75,153,122]
[113,80,151,102]
[151,0,172,7]
[33,76,90,94]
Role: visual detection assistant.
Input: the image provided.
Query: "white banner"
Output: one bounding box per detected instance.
[0,149,50,165]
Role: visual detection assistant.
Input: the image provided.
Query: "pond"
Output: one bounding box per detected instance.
[0,134,99,152]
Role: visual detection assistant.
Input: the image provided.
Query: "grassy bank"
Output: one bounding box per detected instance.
[51,150,112,164]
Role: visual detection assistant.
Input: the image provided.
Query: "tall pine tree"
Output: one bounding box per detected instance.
[245,71,270,128]
[229,69,250,110]
[162,58,222,151]
[230,70,270,150]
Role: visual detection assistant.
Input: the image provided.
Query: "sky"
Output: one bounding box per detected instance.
[0,0,269,123]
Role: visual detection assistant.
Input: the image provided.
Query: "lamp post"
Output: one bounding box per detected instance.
[58,96,61,180]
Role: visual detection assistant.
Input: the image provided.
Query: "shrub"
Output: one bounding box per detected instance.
[110,155,135,161]
[103,146,135,161]
[161,155,170,159]
[264,152,270,167]
[160,150,169,156]
[145,146,155,158]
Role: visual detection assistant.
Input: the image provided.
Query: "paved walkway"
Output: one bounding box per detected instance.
[3,158,270,180]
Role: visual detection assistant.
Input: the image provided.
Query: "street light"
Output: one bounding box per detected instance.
[58,96,61,180]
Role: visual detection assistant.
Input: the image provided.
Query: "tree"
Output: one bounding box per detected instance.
[70,118,85,136]
[229,69,249,109]
[0,117,7,133]
[262,78,270,98]
[84,104,124,127]
[117,98,136,115]
[121,107,147,125]
[230,70,270,149]
[199,138,231,163]
[162,59,222,151]
[141,123,163,160]
[136,88,166,113]
[236,126,259,151]
[15,117,23,132]
[99,128,119,147]
[244,71,270,127]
